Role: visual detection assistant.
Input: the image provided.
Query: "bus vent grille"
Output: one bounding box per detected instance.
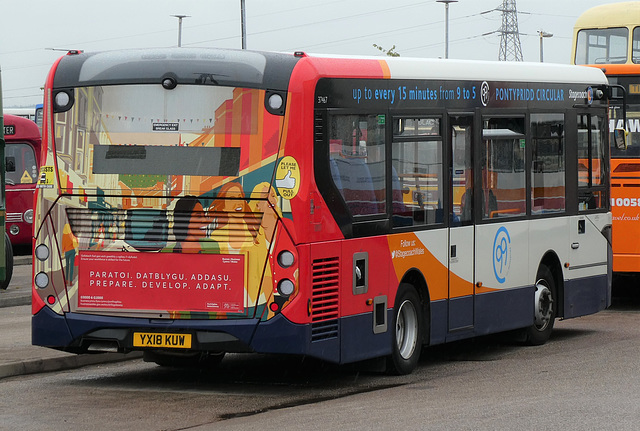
[310,256,340,341]
[6,212,23,223]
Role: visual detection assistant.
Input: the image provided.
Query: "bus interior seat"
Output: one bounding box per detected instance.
[333,157,378,215]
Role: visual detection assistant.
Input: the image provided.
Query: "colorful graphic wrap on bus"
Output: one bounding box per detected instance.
[34,80,294,320]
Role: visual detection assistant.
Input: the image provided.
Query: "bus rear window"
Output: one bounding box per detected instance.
[93,145,240,176]
[51,84,280,194]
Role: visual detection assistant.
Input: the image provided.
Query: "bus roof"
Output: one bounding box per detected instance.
[573,1,640,29]
[305,54,609,85]
[3,113,41,141]
[52,48,301,91]
[52,48,608,91]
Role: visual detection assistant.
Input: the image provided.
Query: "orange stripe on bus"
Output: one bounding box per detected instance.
[378,60,391,79]
[583,63,640,75]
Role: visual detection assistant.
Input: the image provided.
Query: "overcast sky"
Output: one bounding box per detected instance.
[0,0,627,107]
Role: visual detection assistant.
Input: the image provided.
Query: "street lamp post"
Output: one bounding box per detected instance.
[241,0,247,49]
[171,15,190,47]
[538,30,553,62]
[436,0,458,59]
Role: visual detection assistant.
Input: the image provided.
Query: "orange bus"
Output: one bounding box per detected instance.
[572,1,640,276]
[32,48,613,374]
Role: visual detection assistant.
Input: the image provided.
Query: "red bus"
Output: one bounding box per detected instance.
[3,114,40,251]
[32,48,613,374]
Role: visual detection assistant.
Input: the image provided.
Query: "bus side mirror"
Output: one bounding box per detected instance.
[614,128,628,150]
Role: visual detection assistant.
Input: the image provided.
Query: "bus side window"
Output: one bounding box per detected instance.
[451,119,473,225]
[482,117,526,219]
[392,117,443,227]
[531,114,565,215]
[329,114,386,217]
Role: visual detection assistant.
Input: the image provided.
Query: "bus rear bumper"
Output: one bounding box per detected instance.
[563,273,611,318]
[31,306,312,357]
[613,253,640,274]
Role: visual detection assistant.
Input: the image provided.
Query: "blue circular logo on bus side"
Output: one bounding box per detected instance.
[493,226,511,284]
[481,81,490,106]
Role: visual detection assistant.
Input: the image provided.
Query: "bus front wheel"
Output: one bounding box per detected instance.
[387,283,423,375]
[523,265,556,345]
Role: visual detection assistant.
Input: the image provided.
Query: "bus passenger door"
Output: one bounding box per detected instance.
[448,115,475,333]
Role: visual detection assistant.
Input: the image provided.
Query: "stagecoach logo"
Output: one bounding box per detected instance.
[492,226,511,284]
[569,87,593,105]
[480,81,490,107]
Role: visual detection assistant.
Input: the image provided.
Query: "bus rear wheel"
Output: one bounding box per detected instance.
[387,283,423,375]
[523,265,556,345]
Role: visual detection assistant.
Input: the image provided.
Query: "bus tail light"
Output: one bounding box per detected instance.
[267,226,299,318]
[277,250,295,268]
[277,279,295,297]
[35,244,50,261]
[35,272,49,289]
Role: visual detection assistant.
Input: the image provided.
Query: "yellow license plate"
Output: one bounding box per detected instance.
[133,332,192,349]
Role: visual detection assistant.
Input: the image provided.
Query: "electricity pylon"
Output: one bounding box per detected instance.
[497,0,523,61]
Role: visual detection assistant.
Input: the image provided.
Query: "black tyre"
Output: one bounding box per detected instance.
[0,234,13,290]
[387,283,424,375]
[523,265,556,345]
